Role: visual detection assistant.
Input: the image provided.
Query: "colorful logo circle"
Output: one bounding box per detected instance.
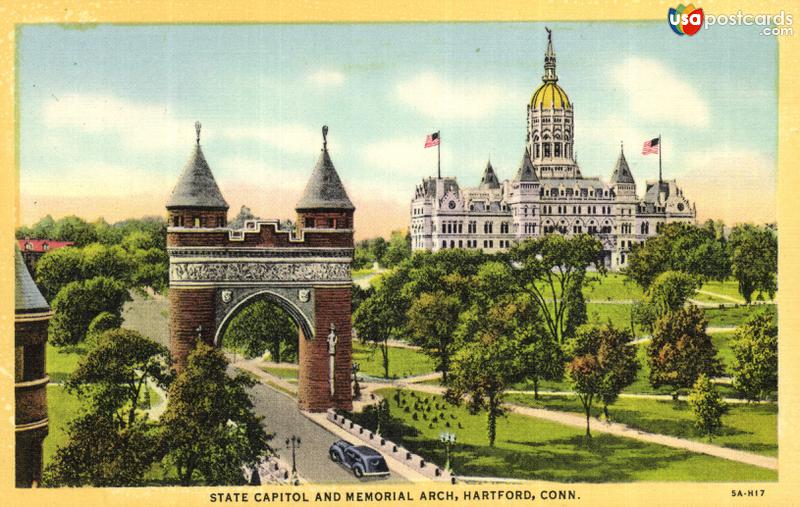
[668,4,705,36]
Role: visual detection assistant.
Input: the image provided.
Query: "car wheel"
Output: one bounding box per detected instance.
[353,466,364,478]
[330,450,340,462]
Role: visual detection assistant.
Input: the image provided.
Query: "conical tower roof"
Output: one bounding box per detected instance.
[15,246,50,313]
[296,127,355,211]
[479,160,501,189]
[166,126,228,209]
[514,148,539,182]
[610,146,635,185]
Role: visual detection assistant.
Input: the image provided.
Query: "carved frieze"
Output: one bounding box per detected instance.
[170,261,351,284]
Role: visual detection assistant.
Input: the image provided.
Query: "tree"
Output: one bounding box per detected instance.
[353,265,411,378]
[81,243,135,285]
[353,245,375,270]
[44,329,170,487]
[86,311,123,339]
[351,284,373,313]
[381,230,411,267]
[129,247,169,293]
[161,343,271,486]
[406,291,462,383]
[228,205,260,229]
[222,299,298,361]
[566,325,639,434]
[625,221,729,289]
[566,354,603,438]
[646,270,700,317]
[448,335,522,447]
[728,224,777,303]
[66,329,172,427]
[688,374,728,438]
[52,215,98,246]
[43,412,160,487]
[563,272,588,340]
[518,309,563,400]
[510,234,605,345]
[48,276,131,346]
[34,246,84,300]
[647,306,723,394]
[732,309,778,401]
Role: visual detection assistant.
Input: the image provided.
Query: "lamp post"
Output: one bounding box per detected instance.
[352,362,361,400]
[439,431,456,473]
[285,435,301,485]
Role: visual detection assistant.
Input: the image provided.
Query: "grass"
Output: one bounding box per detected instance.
[353,341,436,379]
[260,365,299,380]
[355,388,775,482]
[587,303,635,330]
[43,385,83,466]
[584,272,643,301]
[505,393,777,457]
[705,304,776,328]
[47,343,89,383]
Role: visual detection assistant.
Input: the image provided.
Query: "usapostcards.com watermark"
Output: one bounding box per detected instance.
[669,6,794,37]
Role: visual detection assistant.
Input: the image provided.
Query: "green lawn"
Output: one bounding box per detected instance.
[699,279,774,304]
[43,385,83,466]
[508,333,741,398]
[712,331,737,373]
[260,365,299,380]
[705,304,776,328]
[505,393,777,457]
[353,341,436,379]
[587,303,635,330]
[354,388,775,482]
[584,272,643,301]
[47,343,88,384]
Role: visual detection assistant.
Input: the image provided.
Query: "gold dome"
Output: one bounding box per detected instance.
[530,82,570,109]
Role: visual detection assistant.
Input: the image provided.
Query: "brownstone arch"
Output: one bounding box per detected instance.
[166,123,354,412]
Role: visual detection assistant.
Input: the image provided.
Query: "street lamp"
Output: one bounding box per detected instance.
[285,435,301,485]
[439,431,456,473]
[352,362,361,400]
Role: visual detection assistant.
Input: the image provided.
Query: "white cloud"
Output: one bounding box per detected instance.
[610,57,710,128]
[42,93,200,152]
[395,72,523,120]
[308,69,345,87]
[222,124,331,155]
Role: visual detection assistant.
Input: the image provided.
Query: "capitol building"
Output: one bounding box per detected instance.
[410,30,696,269]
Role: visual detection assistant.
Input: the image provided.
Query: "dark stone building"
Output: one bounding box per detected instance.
[15,246,51,487]
[166,124,355,412]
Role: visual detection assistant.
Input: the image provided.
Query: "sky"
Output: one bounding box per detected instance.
[17,21,778,239]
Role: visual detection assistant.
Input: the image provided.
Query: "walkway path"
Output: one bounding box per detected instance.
[380,380,777,471]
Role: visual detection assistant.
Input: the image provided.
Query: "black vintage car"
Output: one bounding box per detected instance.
[329,440,390,478]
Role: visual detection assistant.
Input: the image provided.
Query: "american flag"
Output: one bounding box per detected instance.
[642,137,660,155]
[424,132,440,148]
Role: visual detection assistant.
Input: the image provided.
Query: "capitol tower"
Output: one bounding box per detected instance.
[410,29,696,269]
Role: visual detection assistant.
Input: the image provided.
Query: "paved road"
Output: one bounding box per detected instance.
[243,376,408,484]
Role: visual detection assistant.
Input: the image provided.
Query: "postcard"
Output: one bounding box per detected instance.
[2,1,798,506]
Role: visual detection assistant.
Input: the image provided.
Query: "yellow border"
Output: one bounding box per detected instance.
[1,1,798,505]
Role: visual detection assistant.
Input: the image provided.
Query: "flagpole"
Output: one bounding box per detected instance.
[658,133,662,184]
[437,130,441,179]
